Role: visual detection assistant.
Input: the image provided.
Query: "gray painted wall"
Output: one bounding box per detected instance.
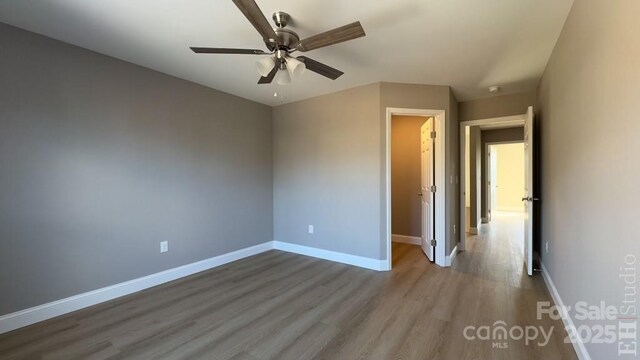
[0,23,273,315]
[273,84,382,259]
[537,1,640,358]
[273,82,459,261]
[479,127,524,219]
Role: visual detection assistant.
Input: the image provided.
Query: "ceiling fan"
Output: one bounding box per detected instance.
[190,0,366,85]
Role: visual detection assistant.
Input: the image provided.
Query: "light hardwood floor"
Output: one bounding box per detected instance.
[0,214,577,359]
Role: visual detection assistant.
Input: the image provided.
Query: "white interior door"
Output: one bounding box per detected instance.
[420,119,435,261]
[489,146,498,220]
[523,106,535,276]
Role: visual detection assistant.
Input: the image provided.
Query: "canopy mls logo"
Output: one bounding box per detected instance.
[462,254,637,356]
[618,254,637,357]
[462,321,554,349]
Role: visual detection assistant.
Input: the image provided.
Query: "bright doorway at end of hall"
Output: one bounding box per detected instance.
[487,143,526,255]
[488,143,525,215]
[390,115,435,265]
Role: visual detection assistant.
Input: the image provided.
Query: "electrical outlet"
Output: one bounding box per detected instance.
[160,241,168,253]
[545,241,549,253]
[308,225,314,234]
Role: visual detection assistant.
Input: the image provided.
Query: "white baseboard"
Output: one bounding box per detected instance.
[272,241,387,271]
[468,227,478,235]
[0,241,273,335]
[541,263,591,360]
[481,217,488,223]
[392,234,421,245]
[445,245,458,267]
[0,240,389,335]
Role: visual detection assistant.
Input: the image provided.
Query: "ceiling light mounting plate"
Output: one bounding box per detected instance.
[273,11,290,28]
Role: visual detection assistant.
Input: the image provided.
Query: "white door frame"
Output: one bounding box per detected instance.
[459,114,525,251]
[386,108,446,270]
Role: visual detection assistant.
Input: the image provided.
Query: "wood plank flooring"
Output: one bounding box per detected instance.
[0,214,577,359]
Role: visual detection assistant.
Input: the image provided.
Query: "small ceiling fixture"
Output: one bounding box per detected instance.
[189,0,366,85]
[489,85,501,93]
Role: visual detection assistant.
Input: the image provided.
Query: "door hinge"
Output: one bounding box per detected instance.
[430,239,437,246]
[430,185,437,193]
[430,131,436,139]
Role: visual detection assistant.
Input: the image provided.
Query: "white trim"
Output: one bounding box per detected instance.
[481,217,488,223]
[0,241,274,335]
[468,227,478,235]
[461,114,525,127]
[459,114,527,252]
[445,245,458,267]
[392,234,421,245]
[541,263,591,360]
[386,108,447,271]
[272,241,386,271]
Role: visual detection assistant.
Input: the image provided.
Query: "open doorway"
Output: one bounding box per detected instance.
[460,109,536,275]
[390,115,435,265]
[487,142,526,255]
[385,108,446,270]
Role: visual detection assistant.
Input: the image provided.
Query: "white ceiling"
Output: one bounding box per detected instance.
[0,0,573,106]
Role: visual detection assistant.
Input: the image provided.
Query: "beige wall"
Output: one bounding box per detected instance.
[391,116,427,238]
[493,143,524,212]
[537,1,640,358]
[459,92,537,121]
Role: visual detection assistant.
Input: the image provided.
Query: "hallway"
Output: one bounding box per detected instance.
[391,210,576,359]
[457,211,528,287]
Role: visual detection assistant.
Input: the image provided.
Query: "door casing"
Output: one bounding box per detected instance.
[385,108,446,270]
[458,114,526,252]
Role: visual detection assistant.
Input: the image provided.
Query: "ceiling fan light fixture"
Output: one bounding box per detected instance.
[286,57,306,78]
[275,68,291,85]
[256,57,276,77]
[191,0,365,85]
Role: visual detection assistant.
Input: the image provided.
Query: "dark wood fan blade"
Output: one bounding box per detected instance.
[232,0,278,46]
[297,56,344,80]
[296,22,365,52]
[190,47,267,55]
[258,67,278,84]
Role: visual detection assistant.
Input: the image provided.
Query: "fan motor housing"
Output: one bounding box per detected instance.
[273,28,299,49]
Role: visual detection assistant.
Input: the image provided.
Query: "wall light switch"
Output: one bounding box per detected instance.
[160,241,168,253]
[308,225,314,234]
[545,241,549,253]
